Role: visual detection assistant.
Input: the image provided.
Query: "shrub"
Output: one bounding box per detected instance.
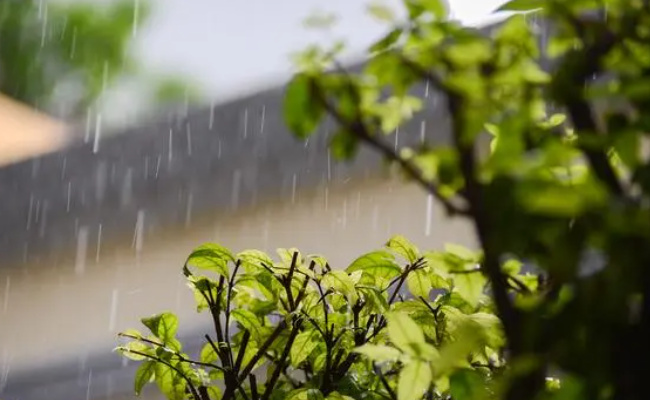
[117,237,534,400]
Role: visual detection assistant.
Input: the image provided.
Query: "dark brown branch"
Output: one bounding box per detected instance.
[261,320,303,400]
[309,77,469,217]
[374,364,397,400]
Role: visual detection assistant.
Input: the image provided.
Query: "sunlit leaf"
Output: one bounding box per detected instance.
[186,243,233,277]
[134,361,156,396]
[291,330,320,366]
[284,74,324,139]
[354,344,402,362]
[141,312,179,343]
[398,361,432,400]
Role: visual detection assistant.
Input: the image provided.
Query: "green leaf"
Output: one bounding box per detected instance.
[330,131,359,160]
[155,362,185,400]
[347,250,401,283]
[141,312,179,343]
[398,361,432,400]
[405,0,448,19]
[291,330,320,366]
[370,29,402,53]
[407,269,432,298]
[186,243,233,277]
[450,370,488,400]
[238,249,274,272]
[322,271,358,302]
[386,235,419,263]
[497,0,545,11]
[200,342,218,364]
[386,312,426,353]
[286,388,325,400]
[354,344,402,362]
[284,74,324,139]
[116,341,151,361]
[134,361,156,396]
[367,2,396,22]
[326,392,356,400]
[231,309,262,340]
[452,272,486,308]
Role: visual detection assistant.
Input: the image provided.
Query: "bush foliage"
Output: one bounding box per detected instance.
[117,238,528,400]
[121,0,650,399]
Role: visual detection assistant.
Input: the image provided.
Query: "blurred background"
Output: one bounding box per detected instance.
[0,1,506,399]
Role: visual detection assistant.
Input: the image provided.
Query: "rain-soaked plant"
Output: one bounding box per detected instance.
[117,237,538,400]
[281,0,650,399]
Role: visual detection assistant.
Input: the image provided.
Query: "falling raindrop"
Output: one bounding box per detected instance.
[40,3,48,48]
[61,157,67,180]
[66,181,72,212]
[93,113,102,154]
[86,370,93,400]
[70,26,77,59]
[372,204,380,231]
[121,168,133,207]
[84,109,92,143]
[2,277,9,314]
[243,108,249,138]
[394,127,400,151]
[155,155,161,179]
[133,210,145,254]
[31,158,40,178]
[35,199,41,224]
[218,139,222,159]
[26,195,34,230]
[168,128,174,166]
[75,226,89,275]
[425,80,430,98]
[324,186,329,211]
[231,170,242,210]
[108,289,119,332]
[355,192,361,220]
[96,224,103,263]
[185,192,193,227]
[327,151,332,181]
[209,100,215,130]
[420,120,426,143]
[291,174,297,204]
[39,200,48,237]
[132,0,140,37]
[186,124,193,156]
[144,156,149,180]
[260,105,266,134]
[425,194,433,237]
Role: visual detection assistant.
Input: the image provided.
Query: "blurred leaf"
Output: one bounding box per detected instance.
[330,131,359,160]
[387,312,426,353]
[449,370,488,400]
[407,269,432,298]
[284,74,325,139]
[367,2,396,22]
[291,330,320,366]
[497,0,545,11]
[354,344,402,362]
[398,361,432,400]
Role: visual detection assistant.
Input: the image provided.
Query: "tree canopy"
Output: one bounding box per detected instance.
[119,0,650,399]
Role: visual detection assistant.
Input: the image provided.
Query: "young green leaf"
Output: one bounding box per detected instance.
[186,243,233,277]
[134,360,156,395]
[398,361,432,400]
[386,235,420,263]
[347,250,401,283]
[284,74,324,139]
[354,344,402,362]
[322,270,358,302]
[496,0,545,11]
[452,272,487,308]
[141,312,179,343]
[386,312,426,353]
[231,309,262,340]
[154,362,185,400]
[238,249,274,272]
[291,330,320,366]
[406,269,432,298]
[367,2,396,22]
[286,388,325,400]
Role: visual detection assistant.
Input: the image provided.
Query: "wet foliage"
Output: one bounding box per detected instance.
[118,0,650,399]
[117,238,529,400]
